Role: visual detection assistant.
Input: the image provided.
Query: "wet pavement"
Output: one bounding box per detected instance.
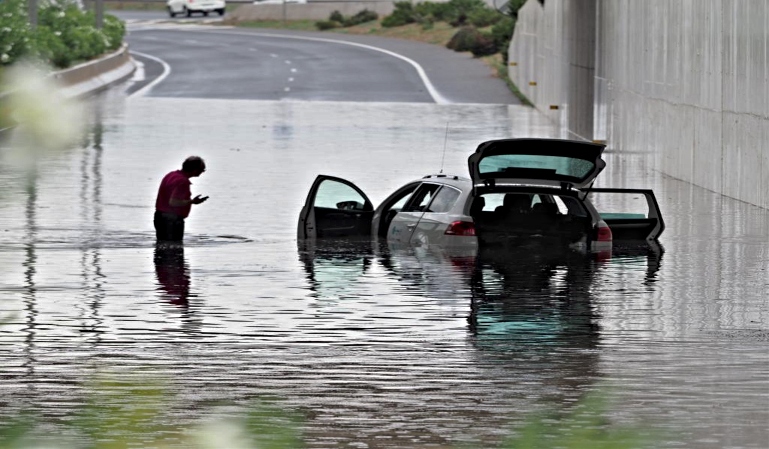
[0,89,767,448]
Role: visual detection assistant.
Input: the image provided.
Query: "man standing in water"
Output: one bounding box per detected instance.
[154,156,208,242]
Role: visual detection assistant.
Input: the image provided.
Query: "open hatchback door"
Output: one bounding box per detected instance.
[584,188,665,241]
[468,138,607,190]
[297,175,375,240]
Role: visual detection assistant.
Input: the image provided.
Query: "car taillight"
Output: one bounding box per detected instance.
[595,223,612,242]
[445,221,476,236]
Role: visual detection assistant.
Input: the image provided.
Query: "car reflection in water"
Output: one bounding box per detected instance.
[298,238,378,301]
[467,241,663,400]
[298,238,663,406]
[467,244,610,357]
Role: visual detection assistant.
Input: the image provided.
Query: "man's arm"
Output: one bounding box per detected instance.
[168,195,208,207]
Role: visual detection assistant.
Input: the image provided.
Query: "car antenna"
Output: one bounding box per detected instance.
[439,121,449,174]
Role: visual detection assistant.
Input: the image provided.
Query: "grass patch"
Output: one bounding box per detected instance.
[105,1,168,11]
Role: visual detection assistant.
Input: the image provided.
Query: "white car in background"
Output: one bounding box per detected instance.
[167,0,226,17]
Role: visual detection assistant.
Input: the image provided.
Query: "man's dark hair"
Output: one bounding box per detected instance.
[182,156,205,173]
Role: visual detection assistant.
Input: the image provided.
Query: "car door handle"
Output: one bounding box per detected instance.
[406,224,416,230]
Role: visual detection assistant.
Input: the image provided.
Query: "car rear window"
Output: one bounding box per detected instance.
[478,154,595,180]
[475,192,586,217]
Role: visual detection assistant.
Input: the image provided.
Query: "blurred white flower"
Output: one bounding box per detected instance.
[1,54,8,63]
[1,60,85,169]
[193,419,255,449]
[54,30,62,36]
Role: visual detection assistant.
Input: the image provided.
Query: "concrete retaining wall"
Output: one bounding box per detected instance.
[230,1,395,21]
[508,0,769,209]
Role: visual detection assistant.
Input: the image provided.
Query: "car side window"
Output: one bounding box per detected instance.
[315,179,370,211]
[425,186,461,213]
[402,183,440,212]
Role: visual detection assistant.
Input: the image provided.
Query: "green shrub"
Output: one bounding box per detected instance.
[321,9,378,29]
[468,7,502,28]
[103,14,127,51]
[343,9,378,26]
[491,16,516,61]
[329,10,344,23]
[0,0,126,68]
[414,2,453,22]
[446,26,497,56]
[446,26,480,52]
[0,0,32,65]
[31,26,72,68]
[445,0,487,26]
[381,1,418,27]
[315,20,339,30]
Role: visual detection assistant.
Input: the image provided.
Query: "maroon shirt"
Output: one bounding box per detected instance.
[155,170,192,218]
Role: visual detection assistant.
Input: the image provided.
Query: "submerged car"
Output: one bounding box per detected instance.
[167,0,226,17]
[297,138,664,252]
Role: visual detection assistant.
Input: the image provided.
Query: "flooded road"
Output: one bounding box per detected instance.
[0,90,767,448]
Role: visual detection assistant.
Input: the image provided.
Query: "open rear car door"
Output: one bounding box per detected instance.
[584,188,665,241]
[297,175,374,240]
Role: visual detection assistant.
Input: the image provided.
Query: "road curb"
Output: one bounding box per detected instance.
[51,43,137,98]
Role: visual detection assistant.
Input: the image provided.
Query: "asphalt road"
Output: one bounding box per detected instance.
[117,10,521,104]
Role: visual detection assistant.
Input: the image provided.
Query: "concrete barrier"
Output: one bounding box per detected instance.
[51,43,137,98]
[229,1,395,22]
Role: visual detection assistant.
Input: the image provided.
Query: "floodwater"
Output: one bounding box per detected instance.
[0,90,767,449]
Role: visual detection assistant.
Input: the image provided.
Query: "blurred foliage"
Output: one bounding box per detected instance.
[379,0,525,58]
[0,0,125,69]
[315,9,378,30]
[501,390,653,449]
[0,375,306,449]
[446,25,496,56]
[0,374,654,449]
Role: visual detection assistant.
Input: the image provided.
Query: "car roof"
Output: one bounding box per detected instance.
[419,173,472,188]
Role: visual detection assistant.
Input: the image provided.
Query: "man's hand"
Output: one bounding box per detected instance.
[191,195,209,205]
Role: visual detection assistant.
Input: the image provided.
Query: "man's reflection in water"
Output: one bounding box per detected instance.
[153,243,191,308]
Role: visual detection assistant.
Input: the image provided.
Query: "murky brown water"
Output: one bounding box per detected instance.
[0,90,767,448]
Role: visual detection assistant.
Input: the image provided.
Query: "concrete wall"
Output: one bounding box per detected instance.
[230,1,395,21]
[508,0,769,209]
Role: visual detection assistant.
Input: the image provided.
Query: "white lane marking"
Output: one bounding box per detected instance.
[288,77,294,82]
[284,87,290,92]
[290,68,297,73]
[127,50,172,98]
[131,60,146,82]
[204,30,451,104]
[285,60,291,64]
[126,28,451,104]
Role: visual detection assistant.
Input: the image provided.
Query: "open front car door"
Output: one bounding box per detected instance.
[585,188,665,241]
[297,175,375,240]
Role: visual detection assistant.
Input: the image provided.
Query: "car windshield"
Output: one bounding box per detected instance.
[478,154,595,181]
